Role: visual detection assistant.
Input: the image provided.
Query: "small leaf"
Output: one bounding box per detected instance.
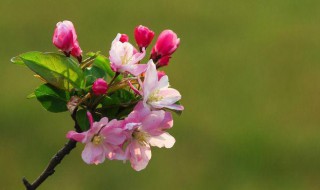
[98,89,137,119]
[84,66,107,87]
[27,92,36,99]
[34,83,69,113]
[19,52,84,90]
[11,56,25,66]
[76,109,90,131]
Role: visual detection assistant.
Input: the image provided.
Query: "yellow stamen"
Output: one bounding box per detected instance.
[132,130,149,145]
[147,90,163,103]
[92,135,103,145]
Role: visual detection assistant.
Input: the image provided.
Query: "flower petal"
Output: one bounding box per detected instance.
[147,132,175,148]
[66,131,87,143]
[124,64,148,76]
[128,140,151,171]
[81,143,105,165]
[101,127,126,145]
[143,60,158,97]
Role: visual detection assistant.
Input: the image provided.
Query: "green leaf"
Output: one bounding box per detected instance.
[98,89,137,119]
[76,109,90,131]
[34,83,69,113]
[11,56,25,66]
[76,109,101,131]
[102,89,135,107]
[19,52,84,90]
[84,66,107,88]
[27,92,36,99]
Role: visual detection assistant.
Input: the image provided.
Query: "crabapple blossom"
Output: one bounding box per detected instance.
[124,102,175,171]
[139,60,184,111]
[66,112,126,165]
[15,22,184,188]
[109,33,147,76]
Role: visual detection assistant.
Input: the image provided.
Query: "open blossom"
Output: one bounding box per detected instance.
[138,60,184,111]
[124,102,175,171]
[109,33,147,76]
[134,25,155,49]
[53,20,82,60]
[66,112,126,165]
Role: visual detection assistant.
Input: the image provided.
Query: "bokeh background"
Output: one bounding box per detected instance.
[1,0,320,189]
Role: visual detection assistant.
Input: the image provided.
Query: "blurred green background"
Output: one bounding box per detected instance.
[1,0,320,189]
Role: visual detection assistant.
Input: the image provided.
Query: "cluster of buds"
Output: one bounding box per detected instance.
[16,20,183,172]
[63,22,183,171]
[52,21,83,62]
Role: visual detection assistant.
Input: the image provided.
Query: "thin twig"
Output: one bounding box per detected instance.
[22,108,82,190]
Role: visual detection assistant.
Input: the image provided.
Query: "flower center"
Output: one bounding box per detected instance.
[92,135,103,145]
[147,90,163,103]
[132,130,149,145]
[120,46,133,65]
[121,55,132,65]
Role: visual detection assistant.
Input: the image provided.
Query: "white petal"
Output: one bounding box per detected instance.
[143,60,158,95]
[157,75,169,89]
[147,132,175,148]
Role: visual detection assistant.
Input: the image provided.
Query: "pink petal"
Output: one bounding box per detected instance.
[140,111,166,136]
[101,127,126,145]
[105,144,126,161]
[81,143,105,165]
[126,101,150,123]
[87,112,94,128]
[128,81,142,95]
[128,141,152,171]
[128,47,146,65]
[147,132,175,148]
[66,131,87,143]
[125,64,148,76]
[143,60,158,96]
[149,88,182,110]
[162,104,184,111]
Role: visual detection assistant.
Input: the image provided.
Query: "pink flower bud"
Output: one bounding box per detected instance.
[53,21,75,53]
[92,78,108,95]
[157,71,166,80]
[152,30,180,57]
[53,20,83,61]
[134,25,155,49]
[157,55,171,67]
[120,34,129,43]
[70,41,82,57]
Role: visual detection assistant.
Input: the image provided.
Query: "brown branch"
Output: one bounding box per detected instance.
[22,108,82,190]
[22,140,77,190]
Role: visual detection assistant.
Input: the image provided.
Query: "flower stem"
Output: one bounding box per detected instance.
[22,109,81,190]
[22,140,78,190]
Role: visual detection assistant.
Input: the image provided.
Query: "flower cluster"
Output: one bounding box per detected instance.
[12,20,183,171]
